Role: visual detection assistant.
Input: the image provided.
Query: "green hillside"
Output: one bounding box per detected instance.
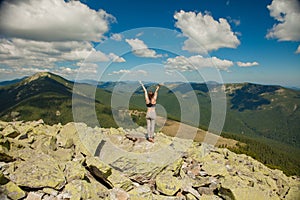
[0,72,117,128]
[223,83,300,147]
[124,82,300,148]
[118,82,300,175]
[1,72,300,175]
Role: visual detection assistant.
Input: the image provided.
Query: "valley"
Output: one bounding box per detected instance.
[1,72,300,175]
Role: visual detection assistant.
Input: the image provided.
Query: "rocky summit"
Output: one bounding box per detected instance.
[0,120,299,200]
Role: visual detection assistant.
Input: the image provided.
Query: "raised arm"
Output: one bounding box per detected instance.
[153,84,160,100]
[139,81,150,103]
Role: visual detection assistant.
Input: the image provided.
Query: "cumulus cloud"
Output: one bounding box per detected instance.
[110,33,123,41]
[125,38,162,58]
[0,0,121,80]
[174,10,240,54]
[1,61,98,81]
[266,0,300,41]
[227,16,241,26]
[0,38,123,71]
[108,53,126,63]
[165,55,234,71]
[76,62,98,74]
[110,69,130,75]
[0,66,50,80]
[0,0,115,42]
[109,69,148,76]
[236,61,259,67]
[296,45,300,54]
[84,50,110,63]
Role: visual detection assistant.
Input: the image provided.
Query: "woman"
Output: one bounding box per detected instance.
[139,81,160,142]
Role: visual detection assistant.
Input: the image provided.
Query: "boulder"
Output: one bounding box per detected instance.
[107,169,134,191]
[24,192,44,200]
[110,187,130,200]
[42,187,59,196]
[152,194,185,200]
[50,147,74,161]
[128,185,153,200]
[219,175,280,200]
[0,121,7,131]
[2,125,20,138]
[182,185,201,199]
[110,156,165,183]
[109,127,122,135]
[8,153,65,190]
[14,124,34,138]
[200,194,222,200]
[221,186,280,200]
[165,157,184,175]
[0,121,299,200]
[30,134,55,152]
[85,156,133,191]
[155,171,182,196]
[0,142,13,162]
[85,156,112,180]
[64,179,109,200]
[64,180,92,200]
[57,122,103,156]
[200,153,228,177]
[285,185,300,200]
[0,171,9,185]
[0,181,26,200]
[64,161,86,182]
[185,193,197,200]
[9,147,39,161]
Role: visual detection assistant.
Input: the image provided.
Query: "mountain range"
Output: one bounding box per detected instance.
[0,72,300,175]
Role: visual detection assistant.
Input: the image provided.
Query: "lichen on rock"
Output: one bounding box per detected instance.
[0,120,299,200]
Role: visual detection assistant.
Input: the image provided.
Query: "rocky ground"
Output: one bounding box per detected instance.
[0,120,299,200]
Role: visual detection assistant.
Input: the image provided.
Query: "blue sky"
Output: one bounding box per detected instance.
[0,0,299,87]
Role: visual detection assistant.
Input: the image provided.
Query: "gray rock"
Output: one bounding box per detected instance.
[155,171,182,196]
[8,153,65,190]
[2,125,20,138]
[0,120,299,200]
[110,187,129,200]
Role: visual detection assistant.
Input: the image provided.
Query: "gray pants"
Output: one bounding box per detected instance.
[146,110,156,138]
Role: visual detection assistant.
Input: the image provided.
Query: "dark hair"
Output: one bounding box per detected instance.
[148,91,154,100]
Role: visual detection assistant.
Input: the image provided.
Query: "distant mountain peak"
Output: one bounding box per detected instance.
[24,72,53,83]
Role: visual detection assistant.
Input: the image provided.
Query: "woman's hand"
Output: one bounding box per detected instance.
[139,80,143,86]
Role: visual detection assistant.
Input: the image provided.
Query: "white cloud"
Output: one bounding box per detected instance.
[136,32,144,37]
[110,33,123,41]
[295,45,300,54]
[174,10,240,54]
[125,38,162,58]
[165,55,234,71]
[134,69,148,76]
[266,0,300,41]
[76,62,98,73]
[84,49,110,62]
[109,69,148,76]
[108,53,126,63]
[0,0,115,42]
[236,61,259,67]
[110,69,130,75]
[0,0,121,79]
[227,16,241,26]
[0,66,50,80]
[51,63,101,79]
[0,38,123,72]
